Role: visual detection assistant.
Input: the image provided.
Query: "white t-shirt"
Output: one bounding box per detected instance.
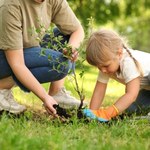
[97,49,150,90]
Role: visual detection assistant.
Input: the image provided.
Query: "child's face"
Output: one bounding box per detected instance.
[98,57,120,74]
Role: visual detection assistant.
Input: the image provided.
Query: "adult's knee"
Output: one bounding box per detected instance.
[53,60,72,81]
[57,59,72,75]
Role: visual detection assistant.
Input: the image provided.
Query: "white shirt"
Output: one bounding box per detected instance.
[97,49,150,90]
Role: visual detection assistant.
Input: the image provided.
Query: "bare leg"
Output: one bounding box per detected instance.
[0,76,15,89]
[48,78,65,96]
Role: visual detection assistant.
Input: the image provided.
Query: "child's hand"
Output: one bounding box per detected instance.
[82,108,110,122]
[82,105,119,122]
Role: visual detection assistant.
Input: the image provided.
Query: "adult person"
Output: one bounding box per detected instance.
[0,0,85,115]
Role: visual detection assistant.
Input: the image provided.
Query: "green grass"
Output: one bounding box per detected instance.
[0,65,150,150]
[0,112,149,150]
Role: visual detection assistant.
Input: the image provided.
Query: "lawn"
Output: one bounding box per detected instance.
[0,65,150,150]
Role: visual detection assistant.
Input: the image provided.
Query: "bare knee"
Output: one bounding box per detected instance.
[0,76,15,89]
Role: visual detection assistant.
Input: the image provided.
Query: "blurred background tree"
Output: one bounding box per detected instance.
[68,0,150,52]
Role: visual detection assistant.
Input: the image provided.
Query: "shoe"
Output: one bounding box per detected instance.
[0,89,27,114]
[52,87,88,109]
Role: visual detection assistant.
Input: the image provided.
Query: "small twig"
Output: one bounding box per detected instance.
[71,62,85,110]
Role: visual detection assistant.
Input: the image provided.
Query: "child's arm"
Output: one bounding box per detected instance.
[90,81,107,109]
[114,77,140,113]
[83,77,140,122]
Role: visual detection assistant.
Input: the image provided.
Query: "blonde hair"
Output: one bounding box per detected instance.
[86,29,143,76]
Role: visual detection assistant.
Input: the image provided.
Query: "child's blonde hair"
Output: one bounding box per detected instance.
[86,29,143,76]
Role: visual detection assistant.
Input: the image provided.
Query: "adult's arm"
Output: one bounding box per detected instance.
[68,25,85,62]
[51,0,85,62]
[4,49,57,114]
[68,25,84,49]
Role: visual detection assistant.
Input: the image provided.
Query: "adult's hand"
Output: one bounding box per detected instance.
[63,47,79,62]
[43,95,58,116]
[71,49,79,62]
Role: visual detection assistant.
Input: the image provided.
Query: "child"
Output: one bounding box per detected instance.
[83,29,150,122]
